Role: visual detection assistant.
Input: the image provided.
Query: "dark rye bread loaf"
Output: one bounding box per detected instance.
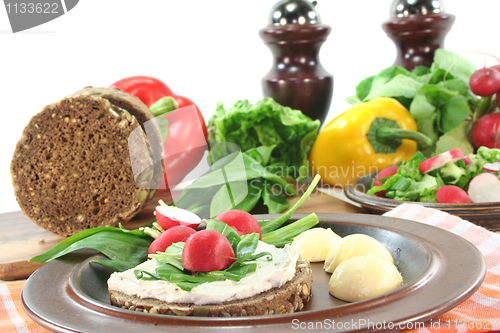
[11,91,162,236]
[109,260,312,317]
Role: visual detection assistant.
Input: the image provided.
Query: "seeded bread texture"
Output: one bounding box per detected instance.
[71,87,164,187]
[72,87,157,131]
[10,93,159,236]
[109,260,312,317]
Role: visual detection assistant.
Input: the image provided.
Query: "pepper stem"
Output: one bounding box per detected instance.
[367,117,432,154]
[376,126,432,151]
[150,96,179,117]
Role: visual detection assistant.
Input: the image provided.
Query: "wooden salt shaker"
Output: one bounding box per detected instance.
[382,0,455,71]
[259,0,333,125]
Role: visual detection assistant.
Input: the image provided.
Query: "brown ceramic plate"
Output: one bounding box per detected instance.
[345,173,500,231]
[21,213,485,333]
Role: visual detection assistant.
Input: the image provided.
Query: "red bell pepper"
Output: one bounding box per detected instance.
[109,76,208,190]
[109,76,174,107]
[109,76,207,139]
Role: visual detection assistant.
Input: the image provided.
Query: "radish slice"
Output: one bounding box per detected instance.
[419,148,464,173]
[463,156,472,166]
[155,205,202,230]
[483,161,500,172]
[468,173,500,203]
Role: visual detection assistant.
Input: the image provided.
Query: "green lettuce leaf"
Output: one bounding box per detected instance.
[207,97,320,181]
[477,146,500,163]
[430,49,476,86]
[364,74,424,101]
[434,121,474,155]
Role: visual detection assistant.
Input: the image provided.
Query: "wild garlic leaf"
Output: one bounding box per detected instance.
[262,184,290,214]
[30,227,152,272]
[205,219,241,252]
[235,233,260,259]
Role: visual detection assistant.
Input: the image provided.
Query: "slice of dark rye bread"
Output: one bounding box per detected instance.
[71,87,164,180]
[109,260,312,317]
[11,88,163,236]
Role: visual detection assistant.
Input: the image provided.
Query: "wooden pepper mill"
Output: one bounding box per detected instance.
[259,0,333,125]
[382,0,455,71]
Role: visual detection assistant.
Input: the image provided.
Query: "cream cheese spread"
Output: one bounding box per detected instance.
[107,241,299,305]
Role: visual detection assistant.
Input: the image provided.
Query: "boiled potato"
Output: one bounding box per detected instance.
[291,228,342,262]
[329,254,403,302]
[324,234,394,273]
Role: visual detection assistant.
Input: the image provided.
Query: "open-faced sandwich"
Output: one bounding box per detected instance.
[107,207,313,317]
[108,239,312,316]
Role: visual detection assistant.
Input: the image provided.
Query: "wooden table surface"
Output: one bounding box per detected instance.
[0,189,367,280]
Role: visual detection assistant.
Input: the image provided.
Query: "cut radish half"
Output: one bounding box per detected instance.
[155,205,202,230]
[483,161,500,172]
[468,173,500,203]
[419,148,464,174]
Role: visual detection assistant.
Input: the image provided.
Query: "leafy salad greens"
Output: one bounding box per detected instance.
[368,146,500,202]
[207,97,320,181]
[347,49,497,157]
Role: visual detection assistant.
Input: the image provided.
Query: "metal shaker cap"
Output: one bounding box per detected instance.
[269,0,321,25]
[390,0,445,18]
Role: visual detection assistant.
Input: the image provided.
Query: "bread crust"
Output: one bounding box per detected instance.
[10,93,158,236]
[71,87,155,127]
[109,260,312,317]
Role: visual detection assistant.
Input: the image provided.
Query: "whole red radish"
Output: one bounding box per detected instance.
[491,66,500,108]
[182,230,235,272]
[472,113,500,149]
[419,148,464,174]
[215,210,262,239]
[155,205,201,231]
[373,165,400,197]
[436,185,471,204]
[470,67,500,97]
[490,65,500,74]
[468,173,500,203]
[147,226,197,255]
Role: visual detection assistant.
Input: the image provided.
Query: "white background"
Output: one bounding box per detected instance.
[0,0,499,214]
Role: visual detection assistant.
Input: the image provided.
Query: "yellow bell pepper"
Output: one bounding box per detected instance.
[309,97,431,187]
